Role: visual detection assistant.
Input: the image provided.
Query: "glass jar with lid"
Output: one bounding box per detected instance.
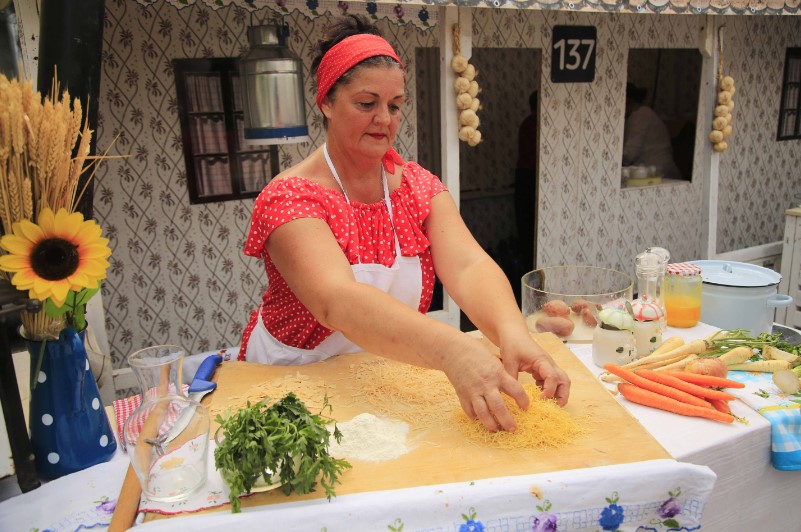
[632,250,667,356]
[663,262,703,328]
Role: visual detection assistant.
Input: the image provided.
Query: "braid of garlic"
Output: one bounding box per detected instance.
[451,23,483,146]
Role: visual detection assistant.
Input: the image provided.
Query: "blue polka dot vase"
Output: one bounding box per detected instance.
[26,327,117,479]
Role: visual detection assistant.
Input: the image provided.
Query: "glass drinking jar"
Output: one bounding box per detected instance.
[122,345,210,502]
[663,263,703,328]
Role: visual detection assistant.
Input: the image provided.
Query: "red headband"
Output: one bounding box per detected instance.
[316,34,405,110]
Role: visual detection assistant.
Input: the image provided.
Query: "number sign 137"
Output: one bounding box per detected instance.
[551,26,597,83]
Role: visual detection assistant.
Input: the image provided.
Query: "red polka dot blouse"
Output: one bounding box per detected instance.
[239,162,447,358]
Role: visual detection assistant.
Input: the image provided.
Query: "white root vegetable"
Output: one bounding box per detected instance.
[727,360,791,372]
[713,141,728,153]
[469,98,480,112]
[718,90,732,105]
[709,130,724,144]
[467,80,480,98]
[762,345,801,365]
[649,337,684,357]
[719,346,753,366]
[773,369,801,394]
[622,339,708,370]
[712,117,727,131]
[722,125,733,139]
[714,105,729,117]
[466,129,482,146]
[652,354,699,372]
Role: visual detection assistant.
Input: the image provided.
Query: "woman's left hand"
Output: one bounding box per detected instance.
[500,336,571,407]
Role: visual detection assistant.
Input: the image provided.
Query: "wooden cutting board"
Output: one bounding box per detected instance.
[146,332,668,519]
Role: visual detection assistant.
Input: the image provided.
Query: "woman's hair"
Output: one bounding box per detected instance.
[311,15,403,108]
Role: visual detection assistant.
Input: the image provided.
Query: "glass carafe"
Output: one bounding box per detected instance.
[121,345,210,502]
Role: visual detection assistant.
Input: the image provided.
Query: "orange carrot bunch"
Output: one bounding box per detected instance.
[604,364,745,424]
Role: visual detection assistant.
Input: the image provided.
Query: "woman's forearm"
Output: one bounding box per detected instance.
[446,255,530,349]
[320,281,471,370]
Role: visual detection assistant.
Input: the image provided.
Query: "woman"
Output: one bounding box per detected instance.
[239,15,570,432]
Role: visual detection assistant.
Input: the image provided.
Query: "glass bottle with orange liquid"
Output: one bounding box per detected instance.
[662,263,702,327]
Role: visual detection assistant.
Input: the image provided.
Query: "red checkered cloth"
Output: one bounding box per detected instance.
[113,384,189,450]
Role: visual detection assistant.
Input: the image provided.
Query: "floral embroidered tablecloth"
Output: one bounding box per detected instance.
[0,453,129,532]
[134,458,715,532]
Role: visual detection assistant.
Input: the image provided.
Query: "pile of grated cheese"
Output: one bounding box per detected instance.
[456,383,588,450]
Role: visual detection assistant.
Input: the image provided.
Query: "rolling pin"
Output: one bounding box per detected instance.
[108,464,141,532]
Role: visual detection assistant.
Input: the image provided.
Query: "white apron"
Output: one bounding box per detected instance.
[246,145,423,365]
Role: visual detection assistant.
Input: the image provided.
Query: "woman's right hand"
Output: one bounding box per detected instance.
[439,336,530,433]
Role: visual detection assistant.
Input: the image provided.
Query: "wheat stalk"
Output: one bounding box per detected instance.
[0,71,123,339]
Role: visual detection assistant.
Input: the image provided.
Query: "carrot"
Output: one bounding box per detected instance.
[636,368,737,402]
[709,398,732,415]
[622,339,708,370]
[604,364,713,408]
[661,371,745,389]
[727,360,791,373]
[618,383,734,424]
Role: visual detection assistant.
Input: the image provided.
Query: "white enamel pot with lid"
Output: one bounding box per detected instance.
[689,260,793,336]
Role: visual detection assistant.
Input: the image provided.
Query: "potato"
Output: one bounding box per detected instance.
[570,298,599,314]
[535,316,575,337]
[580,307,598,327]
[542,299,571,317]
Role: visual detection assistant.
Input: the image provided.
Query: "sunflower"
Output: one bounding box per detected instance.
[0,208,111,307]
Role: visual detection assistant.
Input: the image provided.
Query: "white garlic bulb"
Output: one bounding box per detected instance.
[451,54,468,74]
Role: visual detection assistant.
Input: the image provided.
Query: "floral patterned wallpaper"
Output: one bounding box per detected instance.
[97,0,801,383]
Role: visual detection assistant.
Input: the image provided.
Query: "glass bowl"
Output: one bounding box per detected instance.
[522,266,634,343]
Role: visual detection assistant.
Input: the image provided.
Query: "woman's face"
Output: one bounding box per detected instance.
[321,65,405,161]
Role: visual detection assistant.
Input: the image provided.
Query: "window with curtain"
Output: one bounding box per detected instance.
[778,48,801,140]
[173,58,274,204]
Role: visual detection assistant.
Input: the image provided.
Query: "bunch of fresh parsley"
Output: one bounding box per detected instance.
[214,392,351,513]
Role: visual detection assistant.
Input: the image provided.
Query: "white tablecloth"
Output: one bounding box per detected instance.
[569,323,801,532]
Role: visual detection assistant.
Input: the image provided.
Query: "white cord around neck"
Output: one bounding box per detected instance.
[323,144,393,224]
[323,143,400,261]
